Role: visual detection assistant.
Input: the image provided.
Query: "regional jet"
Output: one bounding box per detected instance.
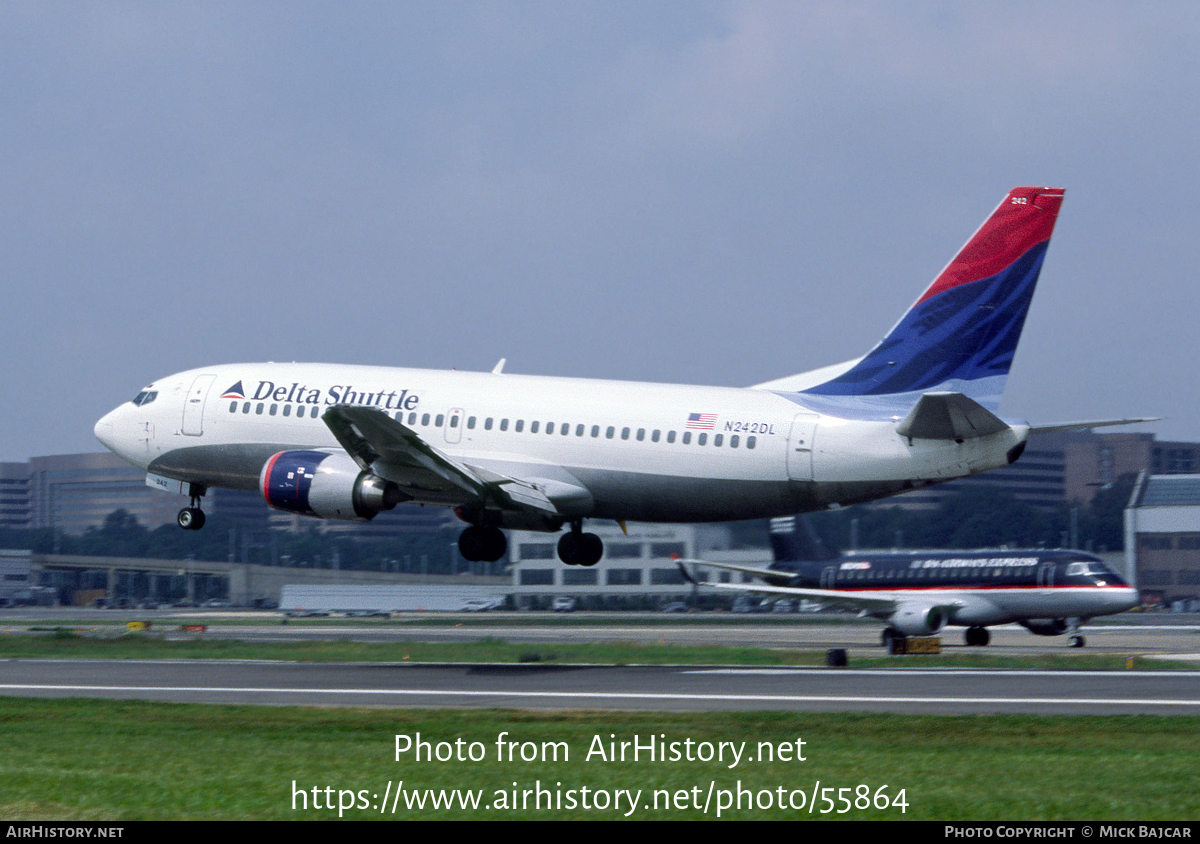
[677,516,1140,648]
[94,187,1150,567]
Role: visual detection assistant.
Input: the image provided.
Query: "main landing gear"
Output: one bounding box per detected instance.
[557,522,603,567]
[458,525,507,563]
[177,483,207,531]
[1066,617,1085,648]
[964,626,991,647]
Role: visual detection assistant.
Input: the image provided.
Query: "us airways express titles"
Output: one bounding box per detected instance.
[95,187,1150,567]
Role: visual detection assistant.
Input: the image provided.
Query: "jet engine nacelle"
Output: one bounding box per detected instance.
[888,602,950,636]
[260,450,404,520]
[1018,618,1070,637]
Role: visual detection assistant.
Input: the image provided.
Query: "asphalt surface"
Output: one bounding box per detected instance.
[2,609,1199,714]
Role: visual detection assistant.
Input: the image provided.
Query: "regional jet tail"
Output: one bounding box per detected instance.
[94,186,1154,569]
[677,516,1141,649]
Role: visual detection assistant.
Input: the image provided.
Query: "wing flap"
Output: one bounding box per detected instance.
[321,405,567,518]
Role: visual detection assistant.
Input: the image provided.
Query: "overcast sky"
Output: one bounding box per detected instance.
[2,1,1197,461]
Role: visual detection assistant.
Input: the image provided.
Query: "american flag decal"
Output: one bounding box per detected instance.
[686,413,717,430]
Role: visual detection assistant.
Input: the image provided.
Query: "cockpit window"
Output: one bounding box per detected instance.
[132,390,158,406]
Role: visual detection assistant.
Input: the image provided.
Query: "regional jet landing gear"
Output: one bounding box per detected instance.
[1066,617,1085,648]
[557,521,603,567]
[176,483,207,531]
[964,626,990,647]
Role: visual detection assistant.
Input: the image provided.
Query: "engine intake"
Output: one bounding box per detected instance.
[888,602,950,636]
[259,450,403,520]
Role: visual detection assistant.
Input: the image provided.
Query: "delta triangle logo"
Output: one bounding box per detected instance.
[220,380,246,400]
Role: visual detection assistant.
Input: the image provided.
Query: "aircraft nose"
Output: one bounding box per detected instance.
[1121,587,1141,613]
[94,408,118,451]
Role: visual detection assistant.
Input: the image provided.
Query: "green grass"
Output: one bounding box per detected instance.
[0,699,1196,820]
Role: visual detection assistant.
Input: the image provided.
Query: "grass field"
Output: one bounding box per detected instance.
[2,698,1198,820]
[1,626,1195,820]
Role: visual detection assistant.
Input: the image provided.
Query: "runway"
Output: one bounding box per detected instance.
[3,656,1200,715]
[3,612,1199,715]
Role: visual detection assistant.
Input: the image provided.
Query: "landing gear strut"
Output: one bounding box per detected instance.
[177,483,207,531]
[557,522,603,567]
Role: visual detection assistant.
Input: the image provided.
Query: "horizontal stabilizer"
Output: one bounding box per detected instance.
[1029,417,1160,435]
[894,392,1009,441]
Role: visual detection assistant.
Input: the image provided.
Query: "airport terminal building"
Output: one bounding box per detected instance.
[1125,473,1200,607]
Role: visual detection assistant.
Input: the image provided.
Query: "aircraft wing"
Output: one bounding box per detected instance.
[321,405,558,516]
[676,559,968,621]
[677,560,900,614]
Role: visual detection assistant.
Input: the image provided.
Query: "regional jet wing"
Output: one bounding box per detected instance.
[676,559,968,621]
[321,405,558,515]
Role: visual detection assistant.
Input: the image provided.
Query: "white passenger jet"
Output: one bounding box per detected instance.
[94,187,1148,567]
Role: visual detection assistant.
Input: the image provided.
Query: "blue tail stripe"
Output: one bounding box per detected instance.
[804,242,1047,403]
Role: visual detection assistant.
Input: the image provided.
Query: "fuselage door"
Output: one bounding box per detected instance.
[787,412,820,481]
[182,374,217,437]
[445,408,464,444]
[820,565,838,589]
[1037,561,1056,587]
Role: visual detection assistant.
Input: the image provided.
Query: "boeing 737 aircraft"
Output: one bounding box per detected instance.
[677,517,1140,648]
[94,187,1148,567]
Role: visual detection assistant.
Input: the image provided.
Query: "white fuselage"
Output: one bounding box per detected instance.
[94,362,1029,525]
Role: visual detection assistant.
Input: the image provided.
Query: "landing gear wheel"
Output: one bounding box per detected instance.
[458,526,507,563]
[177,507,205,531]
[881,627,905,654]
[965,626,990,647]
[1068,635,1085,648]
[557,531,603,567]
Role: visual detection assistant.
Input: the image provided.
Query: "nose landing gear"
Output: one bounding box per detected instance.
[177,483,207,531]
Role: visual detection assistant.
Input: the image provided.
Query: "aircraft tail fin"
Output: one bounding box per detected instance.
[802,187,1065,411]
[768,515,840,563]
